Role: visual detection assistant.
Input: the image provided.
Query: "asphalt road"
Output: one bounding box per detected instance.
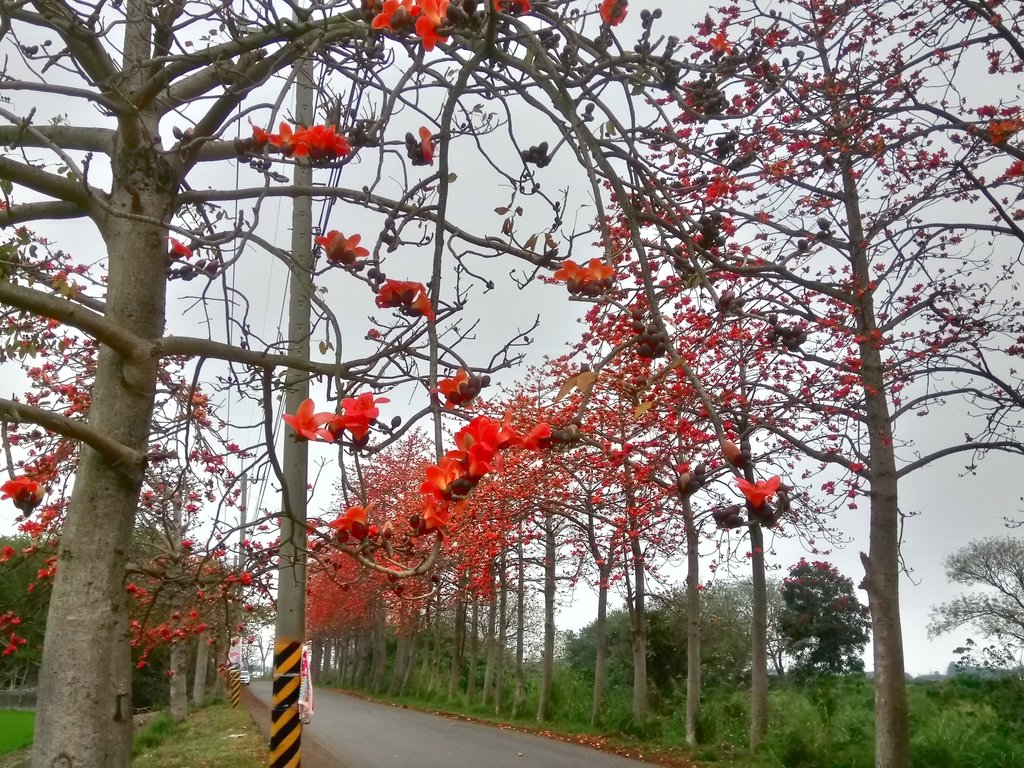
[248,681,653,768]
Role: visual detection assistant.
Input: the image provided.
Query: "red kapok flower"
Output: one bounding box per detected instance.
[709,31,732,54]
[250,120,272,147]
[421,455,467,500]
[437,369,482,408]
[282,399,335,442]
[421,495,453,532]
[169,238,192,260]
[735,475,781,509]
[1,477,44,515]
[329,392,390,442]
[376,280,436,321]
[553,258,615,296]
[315,230,369,266]
[330,504,373,540]
[296,124,352,161]
[268,122,299,156]
[415,0,450,50]
[406,126,435,166]
[599,0,627,26]
[373,0,416,31]
[520,422,553,450]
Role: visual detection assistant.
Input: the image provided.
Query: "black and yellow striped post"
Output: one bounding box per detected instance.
[227,666,241,708]
[270,639,303,768]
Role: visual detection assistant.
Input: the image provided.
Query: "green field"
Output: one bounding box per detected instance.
[0,711,34,756]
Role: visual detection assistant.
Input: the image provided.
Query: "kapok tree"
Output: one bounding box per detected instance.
[627,2,1024,765]
[561,210,845,743]
[0,2,795,765]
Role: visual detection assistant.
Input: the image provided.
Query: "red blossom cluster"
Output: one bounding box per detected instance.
[168,238,192,259]
[376,279,435,321]
[552,258,615,296]
[405,126,435,166]
[371,0,450,51]
[251,122,352,160]
[283,393,390,446]
[436,368,490,408]
[330,504,377,541]
[1,476,45,516]
[315,230,369,266]
[0,612,27,656]
[330,392,390,443]
[599,0,627,26]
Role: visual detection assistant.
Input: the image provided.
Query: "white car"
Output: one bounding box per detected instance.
[239,668,251,685]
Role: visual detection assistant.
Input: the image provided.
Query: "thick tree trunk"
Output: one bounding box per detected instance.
[428,604,444,694]
[494,554,508,714]
[467,598,479,702]
[371,613,388,692]
[839,147,910,768]
[684,504,701,746]
[401,622,419,696]
[863,358,910,768]
[31,78,173,764]
[591,565,610,727]
[320,640,331,679]
[628,536,648,724]
[448,578,467,700]
[351,633,364,687]
[512,539,526,719]
[390,633,408,695]
[341,637,352,685]
[192,632,210,707]
[169,640,188,723]
[358,628,374,688]
[481,592,498,705]
[749,524,768,750]
[212,634,227,698]
[537,510,556,723]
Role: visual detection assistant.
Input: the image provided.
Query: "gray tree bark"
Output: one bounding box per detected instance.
[591,561,610,727]
[512,538,526,719]
[401,621,419,696]
[849,204,910,768]
[627,534,648,724]
[192,632,210,707]
[169,639,188,723]
[494,553,508,715]
[749,524,768,750]
[537,509,556,723]
[31,14,173,755]
[481,592,498,705]
[684,500,701,746]
[466,598,479,702]
[448,577,467,700]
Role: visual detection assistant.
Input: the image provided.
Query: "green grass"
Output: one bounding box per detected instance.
[0,711,34,756]
[132,701,266,768]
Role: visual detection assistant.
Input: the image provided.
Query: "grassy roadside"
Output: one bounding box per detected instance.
[132,700,267,768]
[0,711,34,757]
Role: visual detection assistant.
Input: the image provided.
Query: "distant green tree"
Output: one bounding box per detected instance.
[929,537,1024,662]
[560,579,789,708]
[780,560,870,676]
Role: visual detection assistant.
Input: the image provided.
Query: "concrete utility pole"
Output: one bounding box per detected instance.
[270,52,315,768]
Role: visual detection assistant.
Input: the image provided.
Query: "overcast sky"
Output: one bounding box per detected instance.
[2,0,1022,678]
